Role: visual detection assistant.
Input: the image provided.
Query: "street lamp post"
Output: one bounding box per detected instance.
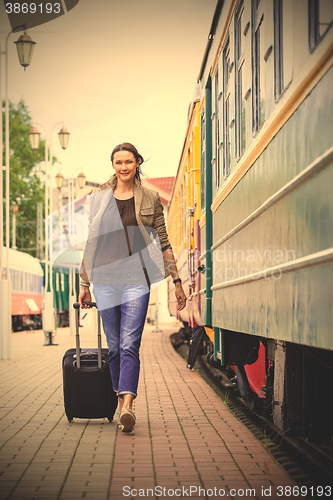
[56,170,87,335]
[0,27,36,360]
[11,205,19,250]
[56,171,87,335]
[55,172,63,207]
[28,124,70,343]
[68,170,86,336]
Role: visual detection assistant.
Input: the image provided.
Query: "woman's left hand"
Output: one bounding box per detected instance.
[175,283,187,311]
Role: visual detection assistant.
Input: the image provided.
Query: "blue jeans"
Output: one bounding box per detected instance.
[93,283,150,398]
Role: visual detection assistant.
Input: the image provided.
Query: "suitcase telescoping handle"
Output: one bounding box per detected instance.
[73,302,102,369]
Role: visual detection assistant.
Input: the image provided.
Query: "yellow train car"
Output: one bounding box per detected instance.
[167,88,202,329]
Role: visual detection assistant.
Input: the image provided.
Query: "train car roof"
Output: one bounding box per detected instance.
[197,0,224,82]
[3,248,43,276]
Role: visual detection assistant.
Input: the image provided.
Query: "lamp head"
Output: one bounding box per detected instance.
[14,33,36,69]
[77,172,87,189]
[55,172,64,189]
[28,127,40,150]
[58,127,70,150]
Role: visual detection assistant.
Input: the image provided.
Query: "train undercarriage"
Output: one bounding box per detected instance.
[187,324,333,443]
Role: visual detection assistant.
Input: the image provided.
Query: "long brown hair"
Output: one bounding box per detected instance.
[111,143,144,184]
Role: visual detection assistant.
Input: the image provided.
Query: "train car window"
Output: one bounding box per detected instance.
[174,197,178,252]
[223,39,231,178]
[274,0,293,99]
[181,184,184,243]
[201,111,206,213]
[235,1,246,158]
[188,146,193,208]
[275,0,283,97]
[182,183,186,244]
[179,188,182,243]
[252,1,265,132]
[309,0,333,50]
[214,66,222,189]
[20,271,23,292]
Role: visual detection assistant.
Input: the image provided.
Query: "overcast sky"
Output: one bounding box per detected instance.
[0,0,217,186]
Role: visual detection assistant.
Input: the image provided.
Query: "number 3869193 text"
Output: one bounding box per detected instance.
[5,3,61,14]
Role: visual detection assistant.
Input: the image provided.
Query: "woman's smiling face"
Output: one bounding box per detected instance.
[112,151,139,184]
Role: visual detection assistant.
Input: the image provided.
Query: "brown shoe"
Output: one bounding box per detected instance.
[119,406,136,433]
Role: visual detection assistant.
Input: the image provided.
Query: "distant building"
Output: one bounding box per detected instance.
[52,179,99,212]
[141,177,175,208]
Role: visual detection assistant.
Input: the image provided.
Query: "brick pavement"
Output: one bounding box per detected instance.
[0,323,296,500]
[0,325,116,500]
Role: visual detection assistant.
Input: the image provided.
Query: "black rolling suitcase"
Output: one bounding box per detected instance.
[62,302,118,423]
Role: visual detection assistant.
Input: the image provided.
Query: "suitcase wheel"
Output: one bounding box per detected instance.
[67,416,73,423]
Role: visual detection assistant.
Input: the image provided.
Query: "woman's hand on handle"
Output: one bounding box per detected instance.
[79,286,92,309]
[162,247,187,311]
[175,283,187,311]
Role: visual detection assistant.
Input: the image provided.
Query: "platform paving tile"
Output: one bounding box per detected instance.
[1,324,296,499]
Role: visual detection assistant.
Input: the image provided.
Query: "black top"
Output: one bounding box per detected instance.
[93,196,148,285]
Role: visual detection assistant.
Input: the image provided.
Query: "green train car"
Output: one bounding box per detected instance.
[169,0,333,440]
[41,262,71,327]
[201,0,333,439]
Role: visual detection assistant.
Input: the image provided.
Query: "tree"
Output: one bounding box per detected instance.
[2,100,56,257]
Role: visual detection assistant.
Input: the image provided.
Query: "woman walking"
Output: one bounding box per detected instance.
[79,143,186,432]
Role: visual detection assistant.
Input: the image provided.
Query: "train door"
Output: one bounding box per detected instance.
[200,76,213,328]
